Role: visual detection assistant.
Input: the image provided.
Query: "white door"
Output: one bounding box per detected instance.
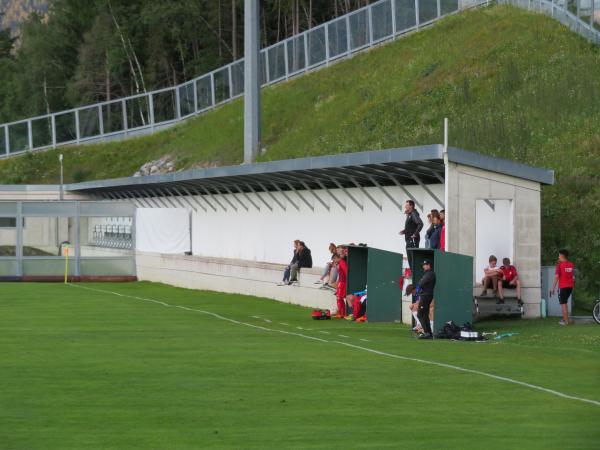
[475,199,514,283]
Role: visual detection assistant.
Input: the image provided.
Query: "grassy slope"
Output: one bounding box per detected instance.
[0,281,598,449]
[0,5,599,305]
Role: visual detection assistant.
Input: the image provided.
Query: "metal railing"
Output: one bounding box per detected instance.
[90,224,133,249]
[0,0,471,157]
[500,0,600,43]
[1,0,596,158]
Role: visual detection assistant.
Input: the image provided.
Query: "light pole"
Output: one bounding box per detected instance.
[244,0,261,164]
[59,153,64,200]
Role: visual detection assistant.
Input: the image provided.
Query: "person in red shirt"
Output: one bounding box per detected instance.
[500,257,523,306]
[550,249,575,326]
[334,246,348,319]
[439,209,446,252]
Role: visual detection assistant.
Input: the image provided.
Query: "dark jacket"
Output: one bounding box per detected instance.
[296,247,313,268]
[404,210,424,242]
[290,250,299,265]
[429,224,442,250]
[418,270,436,296]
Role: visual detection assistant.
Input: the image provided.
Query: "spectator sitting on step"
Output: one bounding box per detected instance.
[279,240,300,285]
[315,243,337,285]
[321,254,340,291]
[481,255,505,304]
[288,241,312,284]
[500,257,523,306]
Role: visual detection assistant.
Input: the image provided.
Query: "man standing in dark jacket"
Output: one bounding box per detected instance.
[400,200,423,249]
[289,241,312,284]
[417,259,436,339]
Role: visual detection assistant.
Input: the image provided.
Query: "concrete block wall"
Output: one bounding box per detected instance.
[136,251,338,311]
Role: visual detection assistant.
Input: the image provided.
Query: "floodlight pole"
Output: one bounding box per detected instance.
[244,0,261,164]
[443,118,448,252]
[59,153,64,201]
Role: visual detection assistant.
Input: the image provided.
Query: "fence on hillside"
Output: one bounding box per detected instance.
[0,0,597,158]
[501,0,600,43]
[0,0,473,157]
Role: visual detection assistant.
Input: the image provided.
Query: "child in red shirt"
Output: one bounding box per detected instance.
[550,249,575,326]
[500,257,523,306]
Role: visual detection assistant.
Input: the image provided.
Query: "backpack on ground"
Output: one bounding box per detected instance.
[311,309,331,320]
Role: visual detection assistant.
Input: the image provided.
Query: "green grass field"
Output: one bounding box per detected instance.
[1,282,598,449]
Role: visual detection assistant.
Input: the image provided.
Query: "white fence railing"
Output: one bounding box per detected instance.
[0,0,597,158]
[501,0,600,43]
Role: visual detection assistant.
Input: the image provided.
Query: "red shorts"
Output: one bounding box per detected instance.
[336,281,347,300]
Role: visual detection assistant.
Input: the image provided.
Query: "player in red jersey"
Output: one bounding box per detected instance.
[334,246,348,318]
[550,249,575,326]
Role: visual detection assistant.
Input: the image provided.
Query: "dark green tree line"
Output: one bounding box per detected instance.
[0,0,373,122]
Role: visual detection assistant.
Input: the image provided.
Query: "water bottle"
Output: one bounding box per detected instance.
[541,298,547,318]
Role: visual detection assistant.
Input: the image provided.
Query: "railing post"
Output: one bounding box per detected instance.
[75,109,80,144]
[303,32,309,71]
[193,80,198,113]
[122,99,128,135]
[437,0,441,18]
[51,114,56,148]
[416,0,420,30]
[98,105,104,136]
[4,125,9,155]
[175,86,181,118]
[346,15,351,55]
[264,50,270,84]
[368,5,374,46]
[391,0,397,35]
[590,0,594,26]
[228,64,234,98]
[284,41,290,79]
[148,93,155,133]
[27,119,33,150]
[325,24,330,65]
[210,72,216,105]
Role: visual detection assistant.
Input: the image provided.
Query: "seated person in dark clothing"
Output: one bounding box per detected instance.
[288,241,312,284]
[279,240,300,285]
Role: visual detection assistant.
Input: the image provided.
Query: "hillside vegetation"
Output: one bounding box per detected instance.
[1,5,599,308]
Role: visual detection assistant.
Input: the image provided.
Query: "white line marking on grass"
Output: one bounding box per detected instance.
[318,331,330,334]
[68,284,600,408]
[279,322,289,326]
[360,338,371,342]
[296,326,304,330]
[337,334,350,338]
[251,315,260,319]
[263,319,272,323]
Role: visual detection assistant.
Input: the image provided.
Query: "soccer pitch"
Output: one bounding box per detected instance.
[1,282,598,449]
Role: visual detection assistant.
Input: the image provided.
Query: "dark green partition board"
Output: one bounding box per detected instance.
[408,249,473,336]
[433,251,473,335]
[346,245,403,322]
[365,247,404,322]
[347,246,368,294]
